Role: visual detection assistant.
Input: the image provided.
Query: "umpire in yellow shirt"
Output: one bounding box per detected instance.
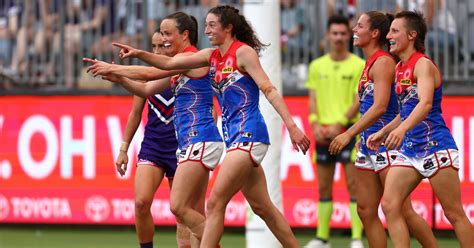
[304,15,365,248]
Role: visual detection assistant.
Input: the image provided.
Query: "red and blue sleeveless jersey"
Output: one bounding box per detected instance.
[170,46,222,150]
[139,88,178,163]
[395,52,457,157]
[209,40,269,147]
[358,50,398,155]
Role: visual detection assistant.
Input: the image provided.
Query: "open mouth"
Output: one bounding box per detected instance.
[353,34,359,40]
[163,43,171,48]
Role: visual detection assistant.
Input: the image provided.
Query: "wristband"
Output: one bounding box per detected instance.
[120,141,129,152]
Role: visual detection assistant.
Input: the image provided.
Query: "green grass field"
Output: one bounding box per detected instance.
[0,225,459,248]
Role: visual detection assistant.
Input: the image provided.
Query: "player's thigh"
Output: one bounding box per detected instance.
[429,168,464,214]
[208,150,255,205]
[135,164,165,201]
[170,161,209,207]
[383,167,422,205]
[241,165,274,213]
[355,169,383,208]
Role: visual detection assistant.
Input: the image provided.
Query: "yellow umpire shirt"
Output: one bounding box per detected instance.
[305,53,365,125]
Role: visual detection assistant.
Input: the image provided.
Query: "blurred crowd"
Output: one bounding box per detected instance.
[281,0,473,94]
[0,0,472,92]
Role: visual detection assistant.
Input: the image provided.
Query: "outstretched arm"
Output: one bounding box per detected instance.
[112,43,212,70]
[237,46,310,154]
[101,73,171,97]
[120,77,171,98]
[83,58,185,81]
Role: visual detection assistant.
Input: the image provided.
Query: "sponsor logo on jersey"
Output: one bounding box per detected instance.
[342,75,353,80]
[423,158,435,170]
[356,155,366,164]
[178,150,187,159]
[241,132,252,138]
[376,154,386,162]
[222,67,233,73]
[428,140,438,147]
[400,78,411,85]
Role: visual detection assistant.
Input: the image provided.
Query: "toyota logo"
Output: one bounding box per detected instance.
[0,195,9,220]
[85,196,110,222]
[293,199,317,225]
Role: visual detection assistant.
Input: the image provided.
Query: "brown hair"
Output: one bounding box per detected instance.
[365,11,394,49]
[164,12,198,46]
[395,10,427,53]
[208,5,268,54]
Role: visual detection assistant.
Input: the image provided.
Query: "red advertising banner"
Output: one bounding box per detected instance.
[0,96,473,229]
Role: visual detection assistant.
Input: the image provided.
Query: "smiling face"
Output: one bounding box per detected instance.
[151,32,171,56]
[386,18,411,55]
[352,14,374,48]
[326,23,351,52]
[204,13,230,46]
[160,18,188,56]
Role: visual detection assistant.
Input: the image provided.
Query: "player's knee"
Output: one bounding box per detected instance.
[250,203,273,220]
[347,184,357,197]
[443,207,465,225]
[205,196,226,215]
[135,197,152,215]
[170,200,187,218]
[357,202,377,220]
[381,197,401,217]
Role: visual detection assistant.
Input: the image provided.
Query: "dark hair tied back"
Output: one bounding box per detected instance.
[208,5,268,54]
[164,12,198,46]
[365,11,394,50]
